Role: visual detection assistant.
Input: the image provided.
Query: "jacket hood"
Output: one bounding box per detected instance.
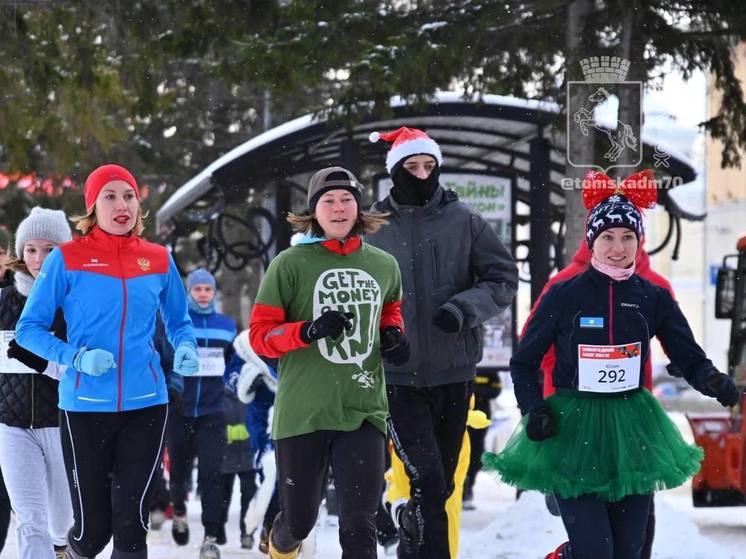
[234,328,277,395]
[233,329,269,370]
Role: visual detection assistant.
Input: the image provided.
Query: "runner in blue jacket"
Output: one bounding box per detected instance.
[168,267,236,559]
[16,164,198,559]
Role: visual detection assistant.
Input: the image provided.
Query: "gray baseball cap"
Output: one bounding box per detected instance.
[307,167,364,211]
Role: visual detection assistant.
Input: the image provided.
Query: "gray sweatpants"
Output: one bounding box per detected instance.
[0,424,73,559]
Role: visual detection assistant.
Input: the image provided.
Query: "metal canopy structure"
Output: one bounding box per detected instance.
[157,91,698,298]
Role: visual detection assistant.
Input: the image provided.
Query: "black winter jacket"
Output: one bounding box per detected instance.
[368,187,518,387]
[0,284,64,428]
[222,392,253,474]
[513,265,718,414]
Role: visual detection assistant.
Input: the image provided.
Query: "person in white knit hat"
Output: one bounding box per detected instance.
[367,127,518,559]
[0,207,73,559]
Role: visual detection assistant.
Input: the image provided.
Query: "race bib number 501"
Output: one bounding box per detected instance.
[578,342,641,393]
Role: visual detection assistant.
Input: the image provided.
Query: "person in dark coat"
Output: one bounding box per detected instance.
[367,126,518,559]
[219,389,257,549]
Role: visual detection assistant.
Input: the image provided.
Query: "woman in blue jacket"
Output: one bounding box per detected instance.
[16,164,198,559]
[484,171,741,559]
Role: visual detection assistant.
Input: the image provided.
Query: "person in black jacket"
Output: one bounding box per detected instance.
[483,170,742,559]
[367,127,518,559]
[0,226,12,289]
[0,208,73,559]
[0,225,10,554]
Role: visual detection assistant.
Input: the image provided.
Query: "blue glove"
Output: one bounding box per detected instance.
[255,443,270,470]
[173,344,199,376]
[255,442,274,481]
[73,348,116,376]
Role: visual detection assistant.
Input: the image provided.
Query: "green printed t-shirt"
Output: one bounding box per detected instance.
[256,241,402,440]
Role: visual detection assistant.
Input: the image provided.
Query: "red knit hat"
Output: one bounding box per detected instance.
[83,164,140,212]
[369,126,443,174]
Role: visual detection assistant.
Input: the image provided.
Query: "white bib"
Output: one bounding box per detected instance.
[0,330,36,374]
[196,347,226,377]
[578,342,641,393]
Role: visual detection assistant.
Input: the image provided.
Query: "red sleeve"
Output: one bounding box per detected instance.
[379,300,404,331]
[541,347,558,398]
[640,267,675,390]
[248,303,309,358]
[522,261,586,398]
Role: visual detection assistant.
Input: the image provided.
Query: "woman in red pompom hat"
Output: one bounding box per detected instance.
[483,170,741,559]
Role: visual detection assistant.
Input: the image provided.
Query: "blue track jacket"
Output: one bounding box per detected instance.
[16,227,196,412]
[183,308,236,417]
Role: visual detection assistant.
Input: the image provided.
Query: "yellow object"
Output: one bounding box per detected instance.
[268,539,301,559]
[386,398,489,558]
[226,423,250,443]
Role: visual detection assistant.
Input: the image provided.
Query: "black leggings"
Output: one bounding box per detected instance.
[60,404,168,557]
[272,421,385,558]
[168,412,227,538]
[387,381,471,559]
[222,471,257,535]
[557,492,653,559]
[0,468,10,553]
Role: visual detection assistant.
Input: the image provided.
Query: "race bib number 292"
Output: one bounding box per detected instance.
[577,342,641,393]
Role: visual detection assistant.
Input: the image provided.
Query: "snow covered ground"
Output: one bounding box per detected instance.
[2,392,744,558]
[3,473,739,559]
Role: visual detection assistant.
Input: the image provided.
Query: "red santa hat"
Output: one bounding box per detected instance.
[369,126,443,174]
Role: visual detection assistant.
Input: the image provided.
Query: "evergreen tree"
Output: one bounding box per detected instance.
[2,1,745,260]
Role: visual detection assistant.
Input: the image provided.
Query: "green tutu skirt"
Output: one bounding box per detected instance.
[482,388,703,502]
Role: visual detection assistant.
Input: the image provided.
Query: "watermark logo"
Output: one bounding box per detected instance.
[561,173,683,191]
[567,56,642,172]
[653,144,671,168]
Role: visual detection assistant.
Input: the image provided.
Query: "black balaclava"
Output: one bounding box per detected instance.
[390,159,440,207]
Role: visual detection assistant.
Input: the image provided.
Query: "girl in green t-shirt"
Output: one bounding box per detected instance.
[249,166,409,559]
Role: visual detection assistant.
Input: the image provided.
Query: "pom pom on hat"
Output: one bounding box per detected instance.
[583,169,657,248]
[369,126,443,173]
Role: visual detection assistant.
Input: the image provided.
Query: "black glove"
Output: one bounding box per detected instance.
[666,362,683,378]
[300,311,354,343]
[380,326,410,366]
[432,306,462,333]
[525,404,557,441]
[167,388,184,415]
[7,338,48,373]
[704,373,740,407]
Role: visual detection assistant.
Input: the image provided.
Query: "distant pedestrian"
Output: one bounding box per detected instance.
[168,268,236,559]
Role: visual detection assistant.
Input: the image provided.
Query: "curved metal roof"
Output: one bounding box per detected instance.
[157,91,696,227]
